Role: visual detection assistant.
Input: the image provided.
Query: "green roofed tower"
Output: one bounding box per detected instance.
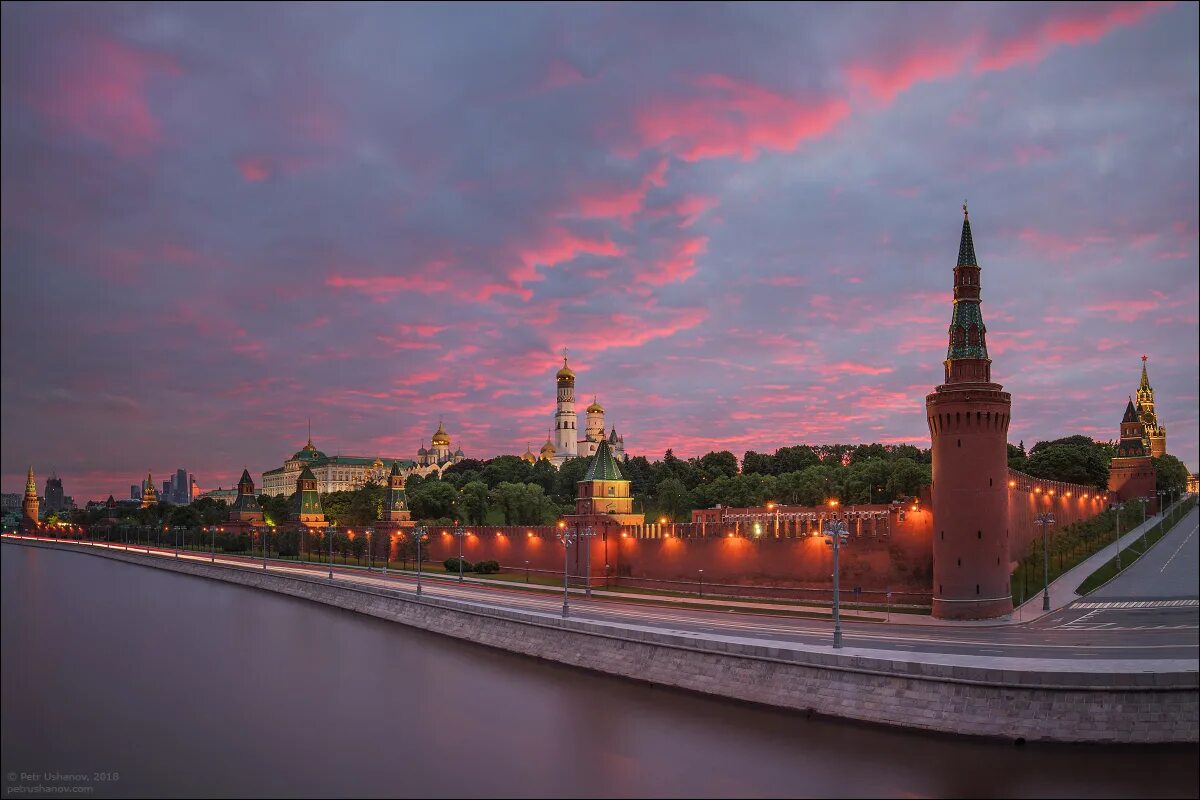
[381,461,411,523]
[291,465,325,524]
[229,468,264,523]
[572,438,641,523]
[944,202,991,377]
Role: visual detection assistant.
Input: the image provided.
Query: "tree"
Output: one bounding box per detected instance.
[554,457,591,499]
[481,455,531,488]
[773,445,821,475]
[258,493,291,525]
[1022,444,1108,488]
[459,481,490,525]
[655,478,693,521]
[408,480,459,521]
[1153,454,1189,493]
[1029,435,1096,456]
[741,450,772,475]
[489,482,557,525]
[169,505,202,527]
[885,458,930,500]
[694,451,738,481]
[527,459,558,495]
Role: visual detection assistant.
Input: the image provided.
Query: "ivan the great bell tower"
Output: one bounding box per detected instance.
[926,205,1013,620]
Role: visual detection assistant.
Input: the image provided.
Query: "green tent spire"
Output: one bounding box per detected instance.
[583,438,624,481]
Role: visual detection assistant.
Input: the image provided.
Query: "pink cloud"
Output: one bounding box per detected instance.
[325,267,453,299]
[32,34,180,157]
[828,362,895,376]
[238,157,270,182]
[846,38,980,104]
[636,236,708,285]
[976,2,1174,73]
[631,74,850,161]
[513,230,624,285]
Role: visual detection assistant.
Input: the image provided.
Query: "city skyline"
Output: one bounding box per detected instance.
[2,3,1197,501]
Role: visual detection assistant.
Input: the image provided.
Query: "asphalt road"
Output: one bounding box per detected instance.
[1034,505,1200,636]
[5,533,1198,662]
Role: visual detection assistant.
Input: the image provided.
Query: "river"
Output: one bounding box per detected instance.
[2,544,1196,798]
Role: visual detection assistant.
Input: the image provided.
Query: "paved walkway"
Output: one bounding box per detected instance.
[1012,499,1194,622]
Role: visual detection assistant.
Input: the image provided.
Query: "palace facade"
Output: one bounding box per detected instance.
[261,423,465,497]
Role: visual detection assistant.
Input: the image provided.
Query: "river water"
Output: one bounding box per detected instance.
[2,544,1196,798]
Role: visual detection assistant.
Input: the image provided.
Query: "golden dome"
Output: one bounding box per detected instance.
[586,396,604,413]
[521,444,536,464]
[540,438,557,457]
[431,420,451,447]
[556,356,575,381]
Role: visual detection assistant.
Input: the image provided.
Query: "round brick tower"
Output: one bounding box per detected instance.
[926,204,1013,620]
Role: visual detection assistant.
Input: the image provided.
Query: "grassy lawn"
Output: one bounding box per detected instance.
[1076,496,1195,595]
[1010,501,1149,607]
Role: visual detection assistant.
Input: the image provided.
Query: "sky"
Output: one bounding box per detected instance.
[2,2,1197,502]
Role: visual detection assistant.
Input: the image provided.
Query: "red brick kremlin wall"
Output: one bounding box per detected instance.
[1006,469,1112,561]
[406,469,1108,604]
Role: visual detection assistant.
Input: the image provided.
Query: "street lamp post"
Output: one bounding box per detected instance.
[525,560,530,584]
[383,532,390,576]
[698,568,704,598]
[557,523,578,618]
[453,525,467,582]
[1113,503,1124,572]
[577,525,596,598]
[1035,512,1055,611]
[326,524,335,580]
[366,526,375,573]
[412,526,429,597]
[822,516,849,648]
[172,526,179,558]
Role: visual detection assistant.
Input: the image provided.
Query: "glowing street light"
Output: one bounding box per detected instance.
[557,522,578,618]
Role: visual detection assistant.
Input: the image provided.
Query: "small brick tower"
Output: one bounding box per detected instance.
[21,466,39,532]
[228,468,265,524]
[926,204,1013,620]
[290,465,325,524]
[1108,397,1157,510]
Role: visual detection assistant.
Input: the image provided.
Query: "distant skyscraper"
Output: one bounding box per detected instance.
[44,471,64,513]
[162,479,172,499]
[131,484,140,500]
[176,468,190,504]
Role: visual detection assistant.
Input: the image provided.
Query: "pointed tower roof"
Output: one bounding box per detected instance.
[1139,355,1152,392]
[958,201,977,267]
[25,466,36,495]
[239,468,254,485]
[389,460,402,477]
[583,438,624,481]
[1122,397,1139,424]
[298,465,317,480]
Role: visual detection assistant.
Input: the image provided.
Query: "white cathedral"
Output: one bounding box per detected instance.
[525,351,625,467]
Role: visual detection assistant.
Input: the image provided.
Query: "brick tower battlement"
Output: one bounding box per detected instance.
[926,204,1013,620]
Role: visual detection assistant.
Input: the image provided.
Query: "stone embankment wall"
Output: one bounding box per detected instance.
[8,539,1195,744]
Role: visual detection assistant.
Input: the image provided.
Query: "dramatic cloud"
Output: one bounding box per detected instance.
[1,2,1196,501]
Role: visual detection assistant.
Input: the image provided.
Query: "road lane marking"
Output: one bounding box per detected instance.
[1160,524,1198,574]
